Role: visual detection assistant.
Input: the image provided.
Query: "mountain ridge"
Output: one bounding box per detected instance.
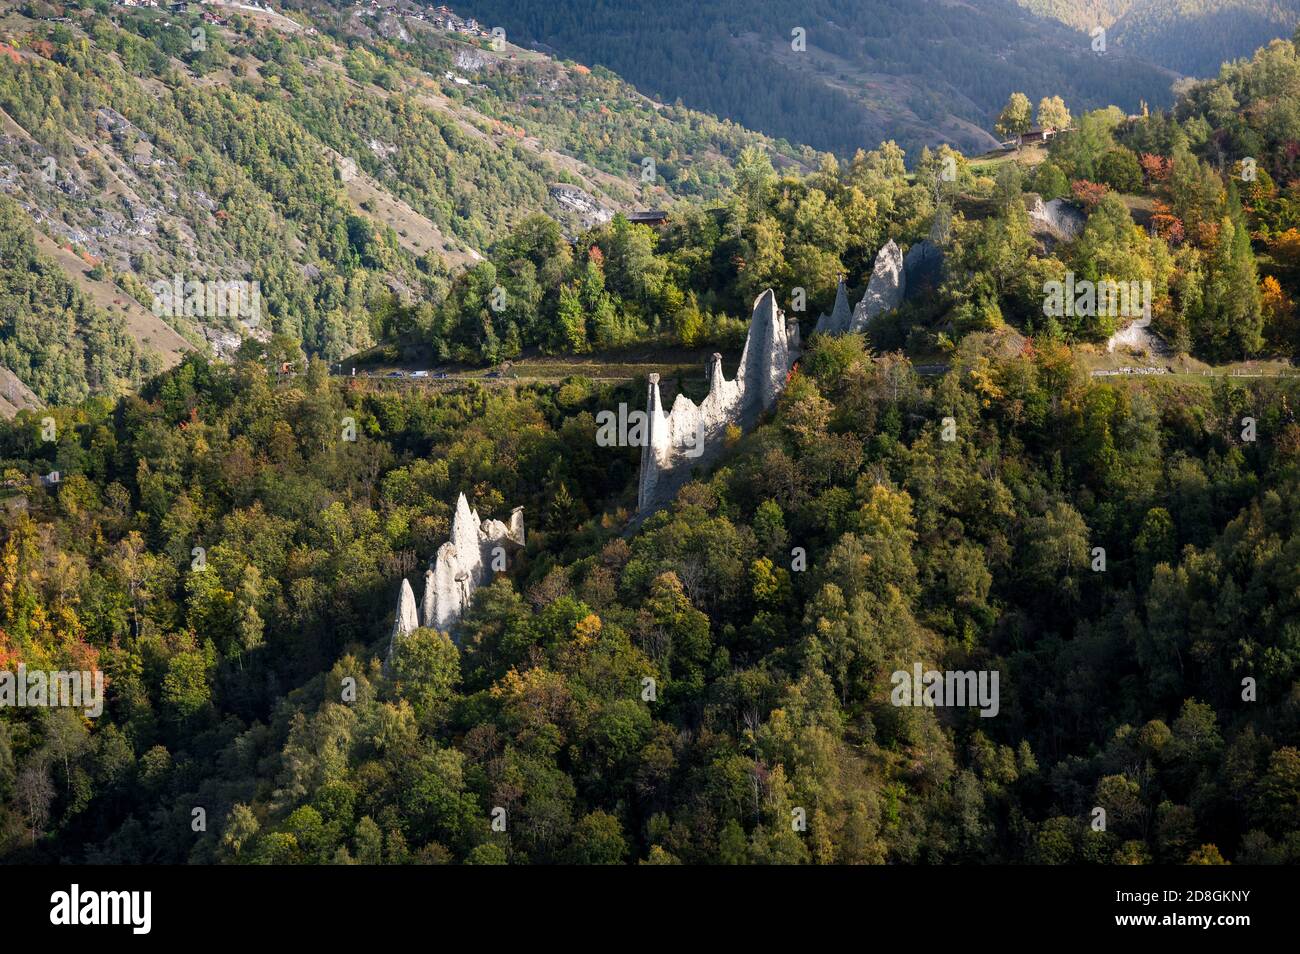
[454,0,1183,156]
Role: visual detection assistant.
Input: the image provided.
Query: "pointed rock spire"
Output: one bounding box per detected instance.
[736,289,790,427]
[386,577,421,667]
[450,492,481,582]
[707,352,725,399]
[429,542,462,633]
[629,234,920,521]
[635,288,795,516]
[850,240,905,332]
[815,278,852,336]
[420,567,436,629]
[637,373,668,513]
[399,496,528,644]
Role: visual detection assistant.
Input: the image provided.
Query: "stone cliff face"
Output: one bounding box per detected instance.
[386,494,525,662]
[636,289,796,514]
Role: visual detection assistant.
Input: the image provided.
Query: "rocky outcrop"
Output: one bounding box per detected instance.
[454,48,489,71]
[637,290,796,514]
[548,184,614,229]
[849,240,906,332]
[386,494,525,661]
[385,578,421,666]
[1027,196,1086,243]
[0,365,42,420]
[814,278,853,336]
[814,240,916,337]
[635,239,925,516]
[1106,303,1170,357]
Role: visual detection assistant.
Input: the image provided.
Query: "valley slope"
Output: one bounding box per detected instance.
[1015,0,1300,77]
[0,0,804,407]
[453,0,1182,157]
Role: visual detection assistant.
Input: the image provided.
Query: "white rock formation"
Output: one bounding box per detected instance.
[1027,196,1086,243]
[385,577,421,667]
[1106,302,1170,357]
[633,239,922,516]
[428,493,525,632]
[454,47,489,71]
[549,184,614,229]
[387,494,524,660]
[814,278,853,336]
[737,289,796,427]
[637,289,795,514]
[849,240,906,332]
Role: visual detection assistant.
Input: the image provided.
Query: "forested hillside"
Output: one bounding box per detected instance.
[3,27,1300,865]
[416,25,1300,371]
[454,0,1178,157]
[0,197,159,404]
[1016,0,1300,78]
[0,0,800,404]
[3,316,1300,864]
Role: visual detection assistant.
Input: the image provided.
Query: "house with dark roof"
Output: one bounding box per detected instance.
[628,210,668,226]
[1018,127,1057,146]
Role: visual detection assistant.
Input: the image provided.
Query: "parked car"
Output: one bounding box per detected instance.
[411,370,430,378]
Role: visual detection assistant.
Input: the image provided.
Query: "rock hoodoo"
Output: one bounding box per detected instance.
[386,493,524,662]
[813,277,854,336]
[813,240,910,337]
[386,578,421,666]
[637,239,929,517]
[849,239,906,331]
[637,289,797,514]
